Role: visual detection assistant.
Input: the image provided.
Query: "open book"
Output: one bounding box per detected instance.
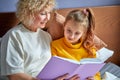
[36,56,105,80]
[96,47,114,62]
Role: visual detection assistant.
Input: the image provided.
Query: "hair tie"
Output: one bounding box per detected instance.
[83,9,88,16]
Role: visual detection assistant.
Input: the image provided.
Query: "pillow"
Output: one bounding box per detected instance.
[0,38,9,80]
[46,11,64,40]
[46,11,107,50]
[102,72,120,80]
[0,38,1,76]
[100,62,120,78]
[93,35,107,50]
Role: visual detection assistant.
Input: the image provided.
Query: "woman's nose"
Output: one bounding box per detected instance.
[45,13,50,20]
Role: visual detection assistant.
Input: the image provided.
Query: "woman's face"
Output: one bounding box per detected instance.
[64,20,85,44]
[34,7,52,29]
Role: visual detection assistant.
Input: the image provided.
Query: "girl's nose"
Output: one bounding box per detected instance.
[70,34,75,39]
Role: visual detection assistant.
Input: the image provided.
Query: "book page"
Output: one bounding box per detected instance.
[54,56,80,64]
[69,63,105,80]
[54,56,104,64]
[96,47,114,62]
[37,56,79,79]
[79,47,114,64]
[79,58,103,64]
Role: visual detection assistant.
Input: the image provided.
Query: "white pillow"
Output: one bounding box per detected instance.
[0,38,1,43]
[0,38,1,75]
[114,78,120,80]
[102,72,120,80]
[0,38,1,46]
[96,47,114,62]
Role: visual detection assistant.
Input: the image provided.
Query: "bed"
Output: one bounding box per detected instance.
[0,5,120,80]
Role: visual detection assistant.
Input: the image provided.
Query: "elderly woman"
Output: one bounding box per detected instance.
[0,0,79,80]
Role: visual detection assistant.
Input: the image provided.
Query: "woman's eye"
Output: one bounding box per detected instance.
[47,12,51,14]
[40,12,46,15]
[40,12,51,15]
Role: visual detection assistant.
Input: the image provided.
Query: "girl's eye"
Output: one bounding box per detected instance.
[67,29,71,33]
[75,32,80,35]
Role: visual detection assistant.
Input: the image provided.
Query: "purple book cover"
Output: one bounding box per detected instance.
[36,56,105,80]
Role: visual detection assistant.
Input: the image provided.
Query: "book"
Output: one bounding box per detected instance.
[75,47,114,64]
[36,56,105,80]
[96,47,114,62]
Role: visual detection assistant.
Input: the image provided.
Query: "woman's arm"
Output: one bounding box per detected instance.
[8,73,80,80]
[8,73,37,80]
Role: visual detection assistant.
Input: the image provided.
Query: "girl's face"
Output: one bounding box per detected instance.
[64,20,85,44]
[33,7,52,29]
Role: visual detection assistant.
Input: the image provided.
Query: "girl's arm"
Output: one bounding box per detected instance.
[8,73,37,80]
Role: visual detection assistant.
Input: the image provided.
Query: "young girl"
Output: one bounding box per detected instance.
[51,8,101,80]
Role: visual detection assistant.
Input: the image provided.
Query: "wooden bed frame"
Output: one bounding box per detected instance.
[0,6,120,66]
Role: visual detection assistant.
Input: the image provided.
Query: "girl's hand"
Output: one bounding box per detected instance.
[55,73,69,80]
[69,74,80,80]
[86,76,95,80]
[55,73,80,80]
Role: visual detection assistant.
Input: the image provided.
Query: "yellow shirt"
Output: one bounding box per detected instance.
[51,37,101,80]
[51,37,96,60]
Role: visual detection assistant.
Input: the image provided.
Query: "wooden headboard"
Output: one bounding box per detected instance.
[0,12,19,37]
[0,6,120,66]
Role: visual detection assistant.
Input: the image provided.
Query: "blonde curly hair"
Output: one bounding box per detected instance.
[16,0,55,26]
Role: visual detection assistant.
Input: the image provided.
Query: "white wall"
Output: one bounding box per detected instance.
[0,0,18,12]
[0,0,120,12]
[56,0,120,9]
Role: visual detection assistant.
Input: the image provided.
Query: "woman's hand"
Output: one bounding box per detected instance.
[55,73,80,80]
[86,76,95,80]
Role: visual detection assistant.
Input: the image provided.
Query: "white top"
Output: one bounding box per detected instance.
[0,24,52,77]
